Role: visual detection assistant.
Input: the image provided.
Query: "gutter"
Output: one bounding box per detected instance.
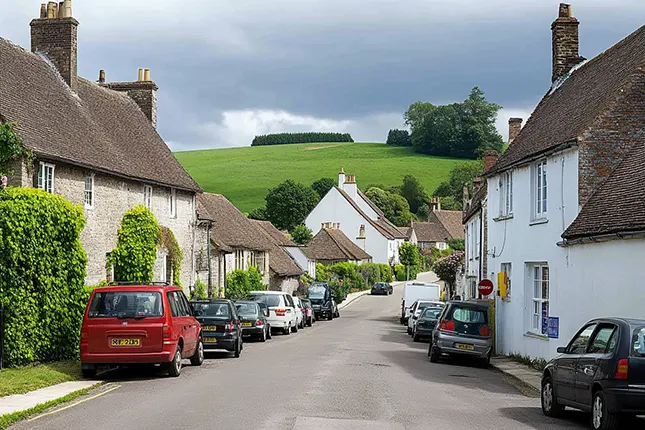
[557,230,645,247]
[484,140,579,178]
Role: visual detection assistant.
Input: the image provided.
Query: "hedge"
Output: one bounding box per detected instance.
[251,132,354,146]
[316,262,394,302]
[0,187,87,366]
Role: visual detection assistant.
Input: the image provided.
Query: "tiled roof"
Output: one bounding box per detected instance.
[198,193,272,252]
[251,220,303,277]
[411,222,450,243]
[336,187,406,239]
[308,228,372,261]
[485,25,645,176]
[433,210,464,240]
[253,220,297,247]
[463,182,487,223]
[412,210,464,242]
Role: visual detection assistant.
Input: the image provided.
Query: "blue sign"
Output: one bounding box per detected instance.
[547,317,559,339]
[541,302,549,335]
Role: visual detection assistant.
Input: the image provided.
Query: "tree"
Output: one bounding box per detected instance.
[290,224,313,245]
[248,206,267,220]
[248,266,265,290]
[433,160,484,210]
[398,242,420,280]
[417,204,430,221]
[226,270,251,300]
[448,238,465,251]
[265,180,320,231]
[400,175,428,214]
[311,177,336,199]
[365,187,413,227]
[386,129,412,146]
[433,252,464,297]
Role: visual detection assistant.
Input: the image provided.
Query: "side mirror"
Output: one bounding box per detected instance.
[557,346,567,354]
[193,309,203,317]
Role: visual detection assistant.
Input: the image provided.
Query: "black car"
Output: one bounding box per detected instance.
[413,306,443,342]
[191,299,243,358]
[371,282,391,295]
[308,282,334,320]
[235,301,271,342]
[300,298,315,327]
[541,318,645,430]
[256,302,272,332]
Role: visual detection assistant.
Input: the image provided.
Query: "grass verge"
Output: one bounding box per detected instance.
[0,383,102,429]
[0,361,80,397]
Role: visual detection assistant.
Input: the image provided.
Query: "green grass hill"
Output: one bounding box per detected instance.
[175,142,464,214]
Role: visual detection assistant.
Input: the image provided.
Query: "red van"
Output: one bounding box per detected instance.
[80,285,203,378]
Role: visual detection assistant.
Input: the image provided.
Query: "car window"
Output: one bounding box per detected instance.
[308,285,327,299]
[568,324,597,354]
[421,307,442,319]
[452,307,487,323]
[284,295,295,307]
[178,292,192,316]
[167,291,182,317]
[193,302,231,318]
[88,291,163,318]
[632,327,645,357]
[587,325,617,354]
[236,303,258,316]
[251,294,282,307]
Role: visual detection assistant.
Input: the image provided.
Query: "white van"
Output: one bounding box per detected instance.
[400,281,441,324]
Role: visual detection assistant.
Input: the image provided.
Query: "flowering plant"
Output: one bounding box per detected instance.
[432,251,464,295]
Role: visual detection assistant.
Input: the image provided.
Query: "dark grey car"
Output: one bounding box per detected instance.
[413,307,443,342]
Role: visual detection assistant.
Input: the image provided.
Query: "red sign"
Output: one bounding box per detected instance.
[478,279,494,296]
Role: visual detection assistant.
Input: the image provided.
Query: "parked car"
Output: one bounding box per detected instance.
[413,306,443,342]
[192,299,243,358]
[541,318,645,430]
[256,302,272,336]
[80,285,204,378]
[331,298,340,319]
[371,282,391,295]
[235,301,271,342]
[249,291,298,334]
[308,282,334,320]
[401,281,441,324]
[408,300,444,335]
[428,300,492,366]
[292,296,306,329]
[300,298,315,327]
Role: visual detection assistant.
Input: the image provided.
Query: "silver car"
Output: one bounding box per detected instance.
[428,300,492,366]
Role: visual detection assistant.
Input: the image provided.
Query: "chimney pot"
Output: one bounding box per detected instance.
[46,2,56,18]
[144,69,151,82]
[58,2,64,17]
[508,117,523,143]
[98,70,106,84]
[338,167,346,187]
[484,151,499,171]
[559,3,571,18]
[138,68,144,82]
[40,4,47,18]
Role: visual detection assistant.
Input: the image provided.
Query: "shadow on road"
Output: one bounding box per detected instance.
[499,407,593,429]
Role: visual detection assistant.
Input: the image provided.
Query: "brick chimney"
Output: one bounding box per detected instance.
[31,1,78,92]
[102,69,159,127]
[484,151,499,171]
[508,118,523,144]
[344,174,358,201]
[552,3,585,82]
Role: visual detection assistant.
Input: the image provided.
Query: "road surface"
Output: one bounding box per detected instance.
[13,289,617,429]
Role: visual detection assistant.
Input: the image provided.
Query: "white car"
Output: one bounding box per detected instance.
[249,291,298,335]
[291,296,305,329]
[407,300,445,335]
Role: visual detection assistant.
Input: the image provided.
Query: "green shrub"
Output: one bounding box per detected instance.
[159,226,183,286]
[359,263,381,288]
[252,132,354,146]
[386,129,412,146]
[226,270,251,300]
[0,187,87,366]
[330,280,350,304]
[191,279,207,300]
[394,264,406,281]
[248,266,266,291]
[379,264,393,283]
[315,263,328,282]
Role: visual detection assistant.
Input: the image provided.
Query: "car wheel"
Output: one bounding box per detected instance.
[234,339,241,358]
[167,345,182,377]
[592,390,619,430]
[541,376,565,418]
[267,326,272,339]
[283,325,290,335]
[292,322,298,333]
[307,317,312,327]
[413,332,420,342]
[81,365,97,379]
[259,327,267,342]
[407,326,412,335]
[429,345,440,363]
[189,338,204,366]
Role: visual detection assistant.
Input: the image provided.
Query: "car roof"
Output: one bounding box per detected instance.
[249,291,288,295]
[587,317,645,327]
[90,285,181,293]
[191,299,232,304]
[235,301,257,305]
[448,300,489,308]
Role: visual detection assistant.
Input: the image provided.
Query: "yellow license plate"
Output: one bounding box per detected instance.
[455,343,475,351]
[203,337,217,343]
[202,326,218,331]
[241,322,252,327]
[111,338,140,347]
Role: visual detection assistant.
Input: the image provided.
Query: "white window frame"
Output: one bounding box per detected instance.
[235,249,245,270]
[144,185,153,209]
[37,162,55,193]
[168,188,177,218]
[499,171,513,216]
[533,160,548,220]
[84,173,94,209]
[528,264,549,334]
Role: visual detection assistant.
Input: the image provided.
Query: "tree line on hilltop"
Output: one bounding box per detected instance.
[251,132,354,146]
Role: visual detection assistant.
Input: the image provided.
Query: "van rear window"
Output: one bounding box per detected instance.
[88,291,163,318]
[633,327,645,357]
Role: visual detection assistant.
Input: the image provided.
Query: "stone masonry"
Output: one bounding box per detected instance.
[30,17,78,91]
[551,3,584,83]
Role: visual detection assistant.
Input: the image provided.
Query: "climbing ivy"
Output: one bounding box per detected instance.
[159,225,183,286]
[0,121,33,177]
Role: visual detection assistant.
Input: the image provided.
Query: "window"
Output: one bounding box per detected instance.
[255,252,265,273]
[169,188,177,218]
[37,162,55,193]
[144,185,153,209]
[88,291,163,318]
[165,255,173,284]
[84,173,94,208]
[501,263,512,300]
[530,264,549,333]
[533,160,547,219]
[167,291,181,317]
[235,250,245,270]
[588,325,617,354]
[178,292,192,316]
[632,327,645,357]
[568,324,597,354]
[499,171,513,216]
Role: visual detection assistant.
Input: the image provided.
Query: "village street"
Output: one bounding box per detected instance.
[11,290,607,430]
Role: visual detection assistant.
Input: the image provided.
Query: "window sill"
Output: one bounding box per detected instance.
[493,214,513,222]
[529,218,549,226]
[524,332,549,341]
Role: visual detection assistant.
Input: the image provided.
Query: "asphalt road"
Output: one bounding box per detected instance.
[13,290,618,430]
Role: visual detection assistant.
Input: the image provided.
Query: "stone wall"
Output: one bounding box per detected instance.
[30,17,78,91]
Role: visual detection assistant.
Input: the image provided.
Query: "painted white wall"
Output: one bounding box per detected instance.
[284,246,316,279]
[488,148,582,360]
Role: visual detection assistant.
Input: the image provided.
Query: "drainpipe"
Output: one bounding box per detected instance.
[478,210,483,298]
[206,222,212,298]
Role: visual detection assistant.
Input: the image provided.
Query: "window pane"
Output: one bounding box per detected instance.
[632,327,645,357]
[542,267,549,299]
[532,313,539,331]
[588,327,616,354]
[568,324,597,354]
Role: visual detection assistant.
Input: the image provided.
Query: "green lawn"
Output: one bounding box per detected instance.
[175,142,465,213]
[0,360,80,397]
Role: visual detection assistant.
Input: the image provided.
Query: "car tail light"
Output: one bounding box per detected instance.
[275,308,286,316]
[80,330,88,341]
[479,325,491,337]
[256,319,263,326]
[440,319,455,332]
[615,359,629,380]
[162,324,171,339]
[225,322,234,332]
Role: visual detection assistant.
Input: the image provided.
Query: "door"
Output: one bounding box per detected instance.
[556,323,597,402]
[178,291,199,355]
[167,291,192,357]
[575,324,618,407]
[284,295,296,327]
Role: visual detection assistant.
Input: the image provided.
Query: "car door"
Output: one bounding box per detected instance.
[575,324,618,407]
[178,291,198,355]
[556,323,597,402]
[284,295,296,326]
[166,291,188,355]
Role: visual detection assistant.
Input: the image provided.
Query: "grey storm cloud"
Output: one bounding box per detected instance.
[2,0,645,149]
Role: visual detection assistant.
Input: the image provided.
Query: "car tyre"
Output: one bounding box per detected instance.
[81,365,97,379]
[429,345,441,363]
[592,390,619,430]
[292,322,298,333]
[167,345,182,377]
[267,326,272,339]
[283,324,291,335]
[413,332,420,342]
[307,317,312,327]
[259,327,267,342]
[407,326,412,335]
[189,338,204,366]
[541,376,565,418]
[234,339,241,358]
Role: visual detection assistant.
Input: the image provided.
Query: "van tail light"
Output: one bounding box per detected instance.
[275,308,286,316]
[440,319,456,332]
[615,359,629,380]
[80,330,88,341]
[162,324,171,339]
[479,325,491,337]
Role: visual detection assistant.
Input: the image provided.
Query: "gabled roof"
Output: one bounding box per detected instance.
[432,210,464,239]
[412,210,464,243]
[485,25,645,176]
[251,220,303,278]
[336,187,406,240]
[198,193,271,252]
[308,228,372,261]
[0,39,200,192]
[411,222,450,243]
[463,181,487,223]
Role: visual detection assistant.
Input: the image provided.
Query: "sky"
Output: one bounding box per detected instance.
[2,1,645,151]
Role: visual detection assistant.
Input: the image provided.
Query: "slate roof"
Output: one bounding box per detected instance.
[411,221,450,243]
[485,25,645,176]
[0,39,200,192]
[251,220,303,277]
[433,210,464,239]
[413,210,464,243]
[308,228,372,261]
[197,193,271,252]
[336,187,406,240]
[463,182,488,223]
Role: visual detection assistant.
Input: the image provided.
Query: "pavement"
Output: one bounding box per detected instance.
[0,381,99,415]
[9,281,633,430]
[490,357,542,393]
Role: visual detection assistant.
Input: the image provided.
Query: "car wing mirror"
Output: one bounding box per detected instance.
[556,346,567,354]
[193,309,203,317]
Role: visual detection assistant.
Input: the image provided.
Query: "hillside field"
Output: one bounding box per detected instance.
[175,143,465,214]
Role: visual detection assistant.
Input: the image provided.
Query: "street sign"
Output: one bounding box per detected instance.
[478,279,494,296]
